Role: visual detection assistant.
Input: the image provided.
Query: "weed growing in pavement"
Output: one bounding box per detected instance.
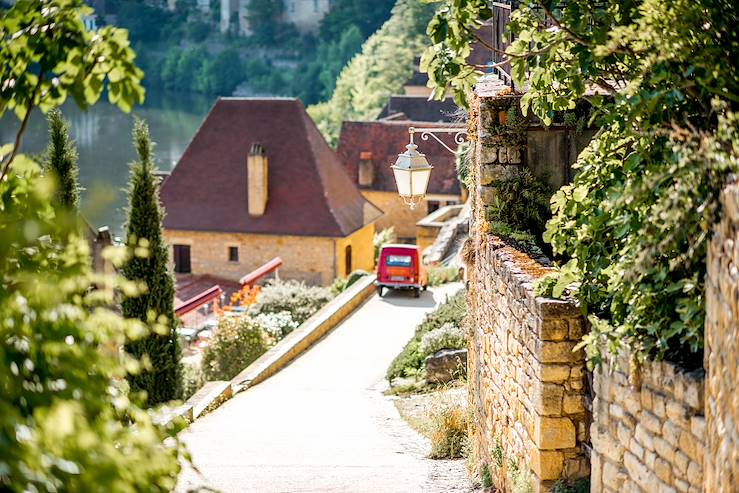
[429,404,469,459]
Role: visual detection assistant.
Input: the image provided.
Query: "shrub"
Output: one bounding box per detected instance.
[254,310,299,340]
[330,269,369,295]
[182,364,205,400]
[252,279,333,325]
[428,404,469,459]
[387,289,467,380]
[0,158,182,491]
[427,265,461,286]
[419,323,466,358]
[201,316,270,381]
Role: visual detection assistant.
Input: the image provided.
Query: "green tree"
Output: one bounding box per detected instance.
[307,0,434,146]
[318,0,395,40]
[246,0,286,44]
[0,0,145,181]
[43,109,80,211]
[0,154,184,492]
[121,120,182,405]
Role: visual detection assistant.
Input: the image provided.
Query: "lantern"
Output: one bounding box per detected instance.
[391,141,433,210]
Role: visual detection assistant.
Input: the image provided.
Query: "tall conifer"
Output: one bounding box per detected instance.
[44,109,80,210]
[122,119,181,405]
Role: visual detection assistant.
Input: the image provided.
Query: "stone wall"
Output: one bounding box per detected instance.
[704,183,739,491]
[589,353,705,493]
[468,236,589,492]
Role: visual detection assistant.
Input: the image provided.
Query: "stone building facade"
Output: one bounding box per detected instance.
[221,0,330,35]
[160,98,382,287]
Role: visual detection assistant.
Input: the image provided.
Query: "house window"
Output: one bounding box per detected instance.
[345,245,352,275]
[173,244,191,274]
[427,200,441,214]
[228,246,239,262]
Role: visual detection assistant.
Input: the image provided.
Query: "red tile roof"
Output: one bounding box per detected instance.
[336,120,463,196]
[161,98,382,237]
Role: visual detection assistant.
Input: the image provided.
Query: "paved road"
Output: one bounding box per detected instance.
[177,283,471,493]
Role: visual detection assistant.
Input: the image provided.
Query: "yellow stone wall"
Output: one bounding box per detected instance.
[335,222,376,278]
[164,226,375,286]
[361,190,460,241]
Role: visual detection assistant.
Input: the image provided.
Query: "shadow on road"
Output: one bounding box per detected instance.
[377,289,438,308]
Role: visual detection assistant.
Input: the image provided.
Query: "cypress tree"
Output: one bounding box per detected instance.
[44,109,80,210]
[122,119,181,405]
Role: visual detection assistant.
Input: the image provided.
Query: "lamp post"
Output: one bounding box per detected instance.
[391,126,468,210]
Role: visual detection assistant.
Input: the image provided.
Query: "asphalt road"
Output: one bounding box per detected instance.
[176,283,472,493]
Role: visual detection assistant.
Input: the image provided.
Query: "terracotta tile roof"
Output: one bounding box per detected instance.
[377,96,460,123]
[337,120,462,196]
[161,98,382,237]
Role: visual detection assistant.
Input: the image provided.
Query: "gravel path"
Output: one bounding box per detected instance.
[177,283,476,493]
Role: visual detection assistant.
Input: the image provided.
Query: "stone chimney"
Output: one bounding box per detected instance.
[357,151,374,187]
[247,143,268,216]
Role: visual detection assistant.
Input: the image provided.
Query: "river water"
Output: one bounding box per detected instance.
[0,90,214,237]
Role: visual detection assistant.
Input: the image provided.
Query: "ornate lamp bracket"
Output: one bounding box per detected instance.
[408,126,468,155]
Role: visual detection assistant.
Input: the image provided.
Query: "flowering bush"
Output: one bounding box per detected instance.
[252,279,333,324]
[201,315,270,381]
[419,323,466,358]
[254,311,299,340]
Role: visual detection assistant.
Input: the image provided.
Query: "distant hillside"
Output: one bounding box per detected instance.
[307,0,434,147]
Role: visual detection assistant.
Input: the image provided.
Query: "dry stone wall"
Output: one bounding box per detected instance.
[589,353,705,493]
[468,90,590,492]
[468,236,589,492]
[704,183,739,491]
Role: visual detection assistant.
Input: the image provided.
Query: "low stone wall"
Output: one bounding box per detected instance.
[468,236,589,492]
[590,353,705,493]
[704,183,739,491]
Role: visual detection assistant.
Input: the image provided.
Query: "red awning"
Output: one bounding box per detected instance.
[240,257,283,286]
[175,285,222,317]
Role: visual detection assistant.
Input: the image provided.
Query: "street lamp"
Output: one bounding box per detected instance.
[391,126,468,210]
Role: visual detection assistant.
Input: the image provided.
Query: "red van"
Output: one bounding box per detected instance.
[375,244,428,298]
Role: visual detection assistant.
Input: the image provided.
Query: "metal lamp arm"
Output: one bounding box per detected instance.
[408,126,468,155]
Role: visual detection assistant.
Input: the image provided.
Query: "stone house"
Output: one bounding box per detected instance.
[336,119,463,242]
[160,97,382,286]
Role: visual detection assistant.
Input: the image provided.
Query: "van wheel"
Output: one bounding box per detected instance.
[376,286,384,297]
[413,288,420,298]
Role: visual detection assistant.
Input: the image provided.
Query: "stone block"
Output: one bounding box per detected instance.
[535,340,582,364]
[478,185,497,205]
[629,438,645,461]
[673,451,689,477]
[674,478,689,493]
[678,430,702,464]
[686,461,702,487]
[425,348,467,384]
[653,393,667,418]
[641,410,662,435]
[654,457,673,484]
[535,416,576,450]
[540,364,572,383]
[666,401,690,429]
[534,383,564,416]
[602,460,625,490]
[568,318,584,339]
[654,436,676,463]
[563,393,584,414]
[635,423,655,451]
[624,451,661,492]
[689,416,706,439]
[663,421,681,447]
[480,145,498,164]
[540,318,569,341]
[617,422,633,448]
[530,449,564,480]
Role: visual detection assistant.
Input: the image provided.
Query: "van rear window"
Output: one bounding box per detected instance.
[386,255,412,266]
